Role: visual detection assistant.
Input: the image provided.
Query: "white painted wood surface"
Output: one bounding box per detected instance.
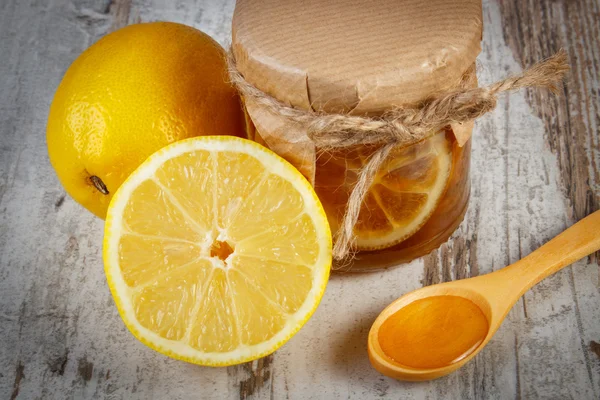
[1,0,599,399]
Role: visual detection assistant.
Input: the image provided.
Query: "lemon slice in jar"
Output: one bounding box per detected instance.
[103,136,331,366]
[315,131,452,251]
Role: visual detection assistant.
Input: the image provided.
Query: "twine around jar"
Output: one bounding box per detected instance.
[227,50,569,262]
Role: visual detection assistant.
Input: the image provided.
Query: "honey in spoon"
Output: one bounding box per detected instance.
[378,295,489,369]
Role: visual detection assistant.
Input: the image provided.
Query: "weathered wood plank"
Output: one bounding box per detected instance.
[496,0,600,397]
[0,0,598,399]
[498,0,600,225]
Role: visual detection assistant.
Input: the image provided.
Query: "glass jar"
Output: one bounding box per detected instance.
[232,0,481,271]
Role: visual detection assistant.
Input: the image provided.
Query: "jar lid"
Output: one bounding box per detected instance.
[232,0,482,114]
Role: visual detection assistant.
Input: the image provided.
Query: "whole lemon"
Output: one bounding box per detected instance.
[47,22,245,218]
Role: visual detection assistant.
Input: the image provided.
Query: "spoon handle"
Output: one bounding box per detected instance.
[499,210,600,301]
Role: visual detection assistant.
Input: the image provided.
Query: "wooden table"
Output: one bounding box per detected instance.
[1,0,599,398]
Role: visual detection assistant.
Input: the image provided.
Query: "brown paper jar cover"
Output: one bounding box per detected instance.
[232,0,482,270]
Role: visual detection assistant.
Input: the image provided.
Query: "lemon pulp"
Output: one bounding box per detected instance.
[104,137,331,366]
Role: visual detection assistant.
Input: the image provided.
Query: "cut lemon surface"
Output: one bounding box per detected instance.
[104,136,332,366]
[315,131,452,251]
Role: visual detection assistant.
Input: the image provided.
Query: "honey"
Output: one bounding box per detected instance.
[378,295,488,369]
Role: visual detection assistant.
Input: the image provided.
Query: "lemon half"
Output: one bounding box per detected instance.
[104,136,331,366]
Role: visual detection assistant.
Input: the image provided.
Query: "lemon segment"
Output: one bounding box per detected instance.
[315,131,452,251]
[104,136,331,366]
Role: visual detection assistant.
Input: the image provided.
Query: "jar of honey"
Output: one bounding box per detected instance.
[231,0,483,271]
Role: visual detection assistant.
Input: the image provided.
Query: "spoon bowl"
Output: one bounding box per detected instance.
[369,210,600,381]
[369,280,497,381]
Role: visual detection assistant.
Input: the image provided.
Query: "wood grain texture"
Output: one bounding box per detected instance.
[497,0,600,264]
[0,0,598,399]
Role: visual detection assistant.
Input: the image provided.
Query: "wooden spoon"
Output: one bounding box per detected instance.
[368,210,600,381]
